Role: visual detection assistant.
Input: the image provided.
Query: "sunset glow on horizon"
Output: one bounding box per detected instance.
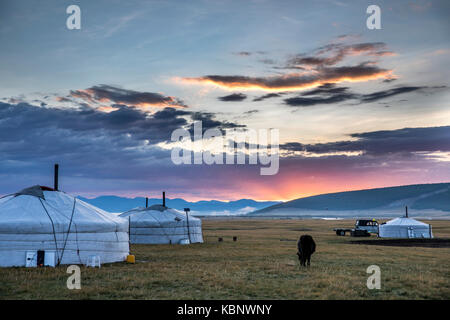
[0,0,449,202]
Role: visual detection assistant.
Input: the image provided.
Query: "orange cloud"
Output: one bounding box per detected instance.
[97,105,119,113]
[177,40,396,93]
[179,67,393,92]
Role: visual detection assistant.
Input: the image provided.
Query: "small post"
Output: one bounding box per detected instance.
[184,208,191,243]
[145,197,148,208]
[163,191,166,207]
[54,164,59,191]
[405,206,408,218]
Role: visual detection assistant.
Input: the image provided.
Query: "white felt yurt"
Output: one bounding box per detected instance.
[120,204,203,244]
[378,208,433,239]
[0,185,129,267]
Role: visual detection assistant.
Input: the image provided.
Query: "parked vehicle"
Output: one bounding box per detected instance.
[333,219,379,237]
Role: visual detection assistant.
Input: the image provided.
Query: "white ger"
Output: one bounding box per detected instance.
[0,185,129,267]
[378,206,433,239]
[120,198,203,245]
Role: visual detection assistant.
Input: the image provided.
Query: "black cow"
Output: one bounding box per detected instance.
[297,235,316,267]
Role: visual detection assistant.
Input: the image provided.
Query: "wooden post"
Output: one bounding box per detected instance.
[184,208,191,243]
[128,216,131,246]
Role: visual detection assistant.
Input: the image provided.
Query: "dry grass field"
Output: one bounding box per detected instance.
[0,219,449,300]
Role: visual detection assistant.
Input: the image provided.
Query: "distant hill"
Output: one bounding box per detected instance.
[77,195,280,215]
[251,183,450,218]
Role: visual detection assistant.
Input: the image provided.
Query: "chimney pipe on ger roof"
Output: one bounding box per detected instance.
[54,164,59,191]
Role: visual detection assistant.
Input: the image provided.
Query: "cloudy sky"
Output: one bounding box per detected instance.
[0,0,449,201]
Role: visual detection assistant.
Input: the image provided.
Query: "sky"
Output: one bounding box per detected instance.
[0,0,449,201]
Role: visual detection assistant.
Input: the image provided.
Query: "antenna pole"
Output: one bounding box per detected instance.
[163,191,166,207]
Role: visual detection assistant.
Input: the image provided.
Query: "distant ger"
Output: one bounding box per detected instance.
[120,192,203,244]
[378,206,433,238]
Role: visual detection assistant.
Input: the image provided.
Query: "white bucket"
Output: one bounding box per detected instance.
[179,239,190,245]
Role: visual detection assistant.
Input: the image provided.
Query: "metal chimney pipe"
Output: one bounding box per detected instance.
[163,191,166,207]
[145,197,148,208]
[54,164,59,191]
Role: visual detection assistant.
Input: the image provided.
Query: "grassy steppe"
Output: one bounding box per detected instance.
[1,219,449,299]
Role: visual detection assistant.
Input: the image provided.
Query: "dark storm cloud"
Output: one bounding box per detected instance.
[0,102,189,145]
[281,126,450,156]
[349,126,450,155]
[0,99,246,192]
[214,81,434,107]
[0,103,245,196]
[189,111,245,134]
[288,55,342,67]
[284,84,433,107]
[287,42,394,68]
[284,92,356,106]
[218,93,247,102]
[284,83,356,107]
[0,103,163,185]
[69,89,94,103]
[284,83,357,107]
[56,96,73,103]
[70,85,186,108]
[360,86,425,102]
[300,83,350,96]
[0,100,243,156]
[253,93,283,101]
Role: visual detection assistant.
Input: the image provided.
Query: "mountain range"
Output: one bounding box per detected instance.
[78,195,280,215]
[251,182,450,218]
[79,183,450,218]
